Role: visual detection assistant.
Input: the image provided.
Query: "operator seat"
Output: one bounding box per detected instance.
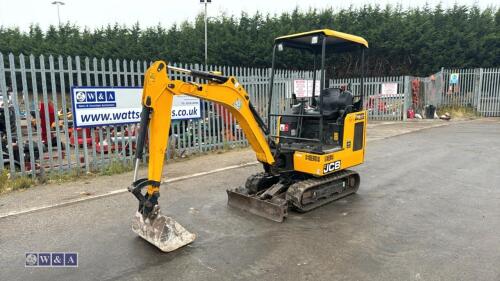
[317,88,353,120]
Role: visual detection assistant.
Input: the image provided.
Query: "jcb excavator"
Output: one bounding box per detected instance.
[129,29,368,252]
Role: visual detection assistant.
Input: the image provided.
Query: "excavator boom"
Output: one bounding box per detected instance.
[129,61,275,252]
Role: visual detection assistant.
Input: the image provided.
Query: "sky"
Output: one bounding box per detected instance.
[0,0,497,31]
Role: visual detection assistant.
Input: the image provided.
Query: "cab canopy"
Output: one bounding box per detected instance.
[275,29,368,52]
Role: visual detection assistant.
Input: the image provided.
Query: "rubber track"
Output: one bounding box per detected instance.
[286,169,360,212]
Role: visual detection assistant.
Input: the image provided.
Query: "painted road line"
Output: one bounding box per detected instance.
[0,161,260,219]
[162,161,259,183]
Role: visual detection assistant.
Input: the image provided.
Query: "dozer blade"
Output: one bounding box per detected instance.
[226,189,288,222]
[132,209,196,252]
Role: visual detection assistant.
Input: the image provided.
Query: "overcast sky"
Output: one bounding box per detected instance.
[0,0,497,31]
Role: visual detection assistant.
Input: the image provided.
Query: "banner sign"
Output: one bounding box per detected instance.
[381,83,398,96]
[293,80,320,98]
[71,87,201,128]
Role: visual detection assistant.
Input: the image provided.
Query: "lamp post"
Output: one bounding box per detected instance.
[200,0,211,66]
[51,1,65,27]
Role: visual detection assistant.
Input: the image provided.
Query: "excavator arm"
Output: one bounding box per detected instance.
[129,61,275,252]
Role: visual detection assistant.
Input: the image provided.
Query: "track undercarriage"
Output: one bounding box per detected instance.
[226,169,360,222]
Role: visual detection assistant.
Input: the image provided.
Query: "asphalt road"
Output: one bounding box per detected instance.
[1,119,499,281]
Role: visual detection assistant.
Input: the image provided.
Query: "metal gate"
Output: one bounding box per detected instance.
[478,68,500,117]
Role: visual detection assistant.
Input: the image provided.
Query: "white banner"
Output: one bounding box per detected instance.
[71,87,201,128]
[381,83,398,96]
[293,80,320,98]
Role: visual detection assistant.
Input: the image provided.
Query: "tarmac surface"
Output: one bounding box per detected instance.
[1,119,499,281]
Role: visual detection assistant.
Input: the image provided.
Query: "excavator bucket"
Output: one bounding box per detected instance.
[226,189,288,222]
[132,208,196,252]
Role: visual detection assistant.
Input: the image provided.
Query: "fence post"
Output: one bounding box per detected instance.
[19,54,36,176]
[403,76,410,121]
[440,67,446,106]
[0,53,16,173]
[40,55,56,172]
[194,63,203,154]
[58,55,72,169]
[48,55,64,171]
[476,68,483,115]
[75,56,90,173]
[8,53,26,175]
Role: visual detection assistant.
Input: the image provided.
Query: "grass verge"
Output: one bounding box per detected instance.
[0,170,36,194]
[437,105,478,119]
[0,161,132,194]
[98,161,134,176]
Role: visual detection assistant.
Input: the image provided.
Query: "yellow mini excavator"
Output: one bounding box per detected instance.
[129,29,368,252]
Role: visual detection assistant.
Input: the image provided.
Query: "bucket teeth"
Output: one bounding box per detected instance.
[132,208,196,252]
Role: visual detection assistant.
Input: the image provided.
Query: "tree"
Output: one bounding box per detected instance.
[1,4,498,77]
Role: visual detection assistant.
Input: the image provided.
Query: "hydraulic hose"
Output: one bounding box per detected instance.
[133,105,151,182]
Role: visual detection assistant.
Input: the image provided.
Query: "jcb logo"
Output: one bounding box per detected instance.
[323,160,341,174]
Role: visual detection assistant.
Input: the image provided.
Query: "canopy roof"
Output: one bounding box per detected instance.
[275,29,368,52]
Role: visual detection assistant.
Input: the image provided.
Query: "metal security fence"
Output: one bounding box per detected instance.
[332,68,500,120]
[477,68,500,117]
[411,68,500,117]
[1,51,499,177]
[0,52,316,176]
[330,76,408,121]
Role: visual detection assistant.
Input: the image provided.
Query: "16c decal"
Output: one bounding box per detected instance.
[323,160,341,174]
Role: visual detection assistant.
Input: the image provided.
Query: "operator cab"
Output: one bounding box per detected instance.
[267,29,368,154]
